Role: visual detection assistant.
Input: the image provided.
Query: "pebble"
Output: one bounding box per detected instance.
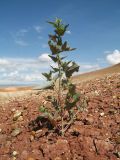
[11,108,16,112]
[94,90,99,96]
[117,152,120,158]
[18,116,23,121]
[13,110,22,121]
[0,128,2,133]
[12,151,18,156]
[100,112,105,116]
[30,135,34,142]
[11,128,21,137]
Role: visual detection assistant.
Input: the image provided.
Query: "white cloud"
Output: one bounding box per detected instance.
[15,40,29,46]
[0,54,53,84]
[11,28,29,46]
[81,64,100,70]
[106,49,120,65]
[0,59,9,65]
[34,26,42,33]
[0,53,103,85]
[80,63,100,72]
[38,53,51,62]
[66,30,71,34]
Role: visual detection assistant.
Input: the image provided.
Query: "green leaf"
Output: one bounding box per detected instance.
[57,37,62,45]
[73,93,80,102]
[61,56,67,60]
[55,24,67,36]
[69,48,76,51]
[66,62,79,78]
[49,34,58,42]
[48,41,61,54]
[68,83,76,95]
[39,105,47,113]
[42,70,52,81]
[51,66,59,73]
[65,24,69,30]
[47,21,58,28]
[48,55,58,62]
[64,46,76,51]
[62,41,67,51]
[55,18,62,26]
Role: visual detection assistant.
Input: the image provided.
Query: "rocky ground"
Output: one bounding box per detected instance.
[0,73,120,160]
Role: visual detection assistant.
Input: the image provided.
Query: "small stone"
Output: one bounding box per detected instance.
[100,112,104,116]
[113,96,116,99]
[18,116,23,121]
[12,151,18,156]
[116,152,120,158]
[11,108,16,112]
[31,131,36,136]
[13,110,22,121]
[30,135,34,142]
[83,117,94,125]
[11,128,21,137]
[94,90,99,96]
[0,128,2,133]
[109,109,117,115]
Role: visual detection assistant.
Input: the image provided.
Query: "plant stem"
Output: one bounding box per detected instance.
[63,110,80,133]
[57,54,64,136]
[61,117,64,136]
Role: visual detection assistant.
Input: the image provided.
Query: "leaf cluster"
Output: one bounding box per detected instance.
[39,18,86,136]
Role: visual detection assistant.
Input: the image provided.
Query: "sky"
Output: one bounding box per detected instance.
[0,0,120,85]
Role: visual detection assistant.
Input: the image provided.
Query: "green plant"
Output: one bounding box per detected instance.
[39,18,83,136]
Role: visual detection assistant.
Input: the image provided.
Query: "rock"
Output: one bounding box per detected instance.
[109,109,117,115]
[113,95,116,99]
[0,128,2,133]
[31,131,36,136]
[18,116,23,121]
[30,135,34,142]
[13,110,22,121]
[12,151,18,156]
[11,128,21,137]
[100,112,104,116]
[83,116,94,125]
[116,152,120,158]
[11,108,16,112]
[94,90,99,96]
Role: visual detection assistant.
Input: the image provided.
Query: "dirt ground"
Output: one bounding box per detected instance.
[0,73,120,160]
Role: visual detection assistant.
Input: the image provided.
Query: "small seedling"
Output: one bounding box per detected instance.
[39,18,85,136]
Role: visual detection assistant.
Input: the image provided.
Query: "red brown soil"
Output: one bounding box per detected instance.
[0,72,120,159]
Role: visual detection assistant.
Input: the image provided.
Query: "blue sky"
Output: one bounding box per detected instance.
[0,0,120,84]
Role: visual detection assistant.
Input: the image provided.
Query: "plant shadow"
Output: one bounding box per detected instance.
[28,115,55,132]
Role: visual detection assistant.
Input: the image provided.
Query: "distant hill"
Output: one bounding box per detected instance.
[72,63,120,83]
